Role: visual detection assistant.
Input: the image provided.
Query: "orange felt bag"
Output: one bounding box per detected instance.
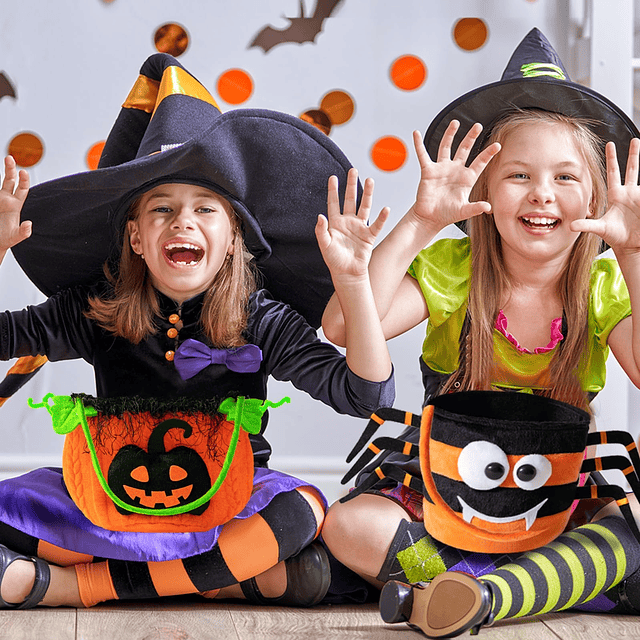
[30,394,288,533]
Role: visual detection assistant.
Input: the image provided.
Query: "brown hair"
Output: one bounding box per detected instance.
[85,190,258,346]
[441,110,606,410]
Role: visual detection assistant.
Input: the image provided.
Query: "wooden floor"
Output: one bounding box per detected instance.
[1,601,639,640]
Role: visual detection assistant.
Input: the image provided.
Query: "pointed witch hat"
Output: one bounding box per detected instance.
[424,28,639,175]
[12,53,357,328]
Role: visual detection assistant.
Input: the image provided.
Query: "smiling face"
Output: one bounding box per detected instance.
[128,183,237,304]
[486,121,594,266]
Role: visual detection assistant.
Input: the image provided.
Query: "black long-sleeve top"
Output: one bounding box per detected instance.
[1,287,395,466]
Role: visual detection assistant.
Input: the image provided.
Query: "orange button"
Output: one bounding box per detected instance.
[167,328,178,339]
[169,314,180,324]
[165,350,175,361]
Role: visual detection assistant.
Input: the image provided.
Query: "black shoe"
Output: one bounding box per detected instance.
[0,543,51,609]
[379,572,494,638]
[240,540,331,607]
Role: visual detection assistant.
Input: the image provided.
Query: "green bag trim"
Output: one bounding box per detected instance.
[29,394,290,517]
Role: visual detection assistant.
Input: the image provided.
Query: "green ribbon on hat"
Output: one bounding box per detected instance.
[520,63,566,80]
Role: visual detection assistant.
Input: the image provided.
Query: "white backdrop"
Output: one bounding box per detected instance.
[0,0,636,501]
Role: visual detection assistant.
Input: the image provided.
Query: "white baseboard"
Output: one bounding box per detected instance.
[0,454,62,481]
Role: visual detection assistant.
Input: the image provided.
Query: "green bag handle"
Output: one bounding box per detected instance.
[29,394,289,517]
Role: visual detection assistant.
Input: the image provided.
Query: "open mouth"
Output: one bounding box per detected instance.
[457,496,548,531]
[163,242,205,266]
[520,216,559,230]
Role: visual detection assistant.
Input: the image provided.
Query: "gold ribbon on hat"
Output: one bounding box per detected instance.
[122,65,220,116]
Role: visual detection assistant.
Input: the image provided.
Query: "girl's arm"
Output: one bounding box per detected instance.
[573,139,640,387]
[322,121,501,346]
[315,168,391,382]
[0,156,31,266]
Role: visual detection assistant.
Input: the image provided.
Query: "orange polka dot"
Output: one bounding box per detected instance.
[299,109,332,136]
[8,132,44,168]
[453,18,488,51]
[319,90,355,125]
[371,136,407,172]
[217,69,253,105]
[390,55,427,91]
[154,23,189,57]
[86,141,105,170]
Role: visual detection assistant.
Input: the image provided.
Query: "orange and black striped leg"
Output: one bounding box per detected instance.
[76,487,324,607]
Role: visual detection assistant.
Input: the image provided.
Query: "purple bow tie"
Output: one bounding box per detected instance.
[174,339,263,380]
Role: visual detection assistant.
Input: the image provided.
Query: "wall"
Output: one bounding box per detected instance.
[1,0,629,502]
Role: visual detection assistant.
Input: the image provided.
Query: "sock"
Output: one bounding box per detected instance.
[481,516,640,620]
[376,520,518,584]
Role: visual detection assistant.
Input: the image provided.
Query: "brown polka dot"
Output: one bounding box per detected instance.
[299,109,332,136]
[217,69,253,105]
[86,141,105,170]
[8,132,44,168]
[154,23,189,57]
[319,90,355,125]
[390,55,427,91]
[453,18,488,52]
[370,136,407,172]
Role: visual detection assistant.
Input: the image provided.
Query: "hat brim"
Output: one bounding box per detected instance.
[13,109,355,328]
[425,76,639,166]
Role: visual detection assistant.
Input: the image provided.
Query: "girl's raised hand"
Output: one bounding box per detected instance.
[409,120,501,232]
[572,139,640,254]
[315,168,389,281]
[0,156,31,263]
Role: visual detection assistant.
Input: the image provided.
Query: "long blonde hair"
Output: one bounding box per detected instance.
[441,110,607,410]
[86,190,258,346]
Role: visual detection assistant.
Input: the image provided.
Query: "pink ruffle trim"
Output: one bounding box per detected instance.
[495,310,563,354]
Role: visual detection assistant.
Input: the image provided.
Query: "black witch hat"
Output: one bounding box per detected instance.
[12,54,356,328]
[424,28,639,173]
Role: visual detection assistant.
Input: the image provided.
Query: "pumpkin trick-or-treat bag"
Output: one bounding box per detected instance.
[30,393,288,533]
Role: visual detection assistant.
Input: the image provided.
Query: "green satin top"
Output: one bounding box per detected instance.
[408,238,632,394]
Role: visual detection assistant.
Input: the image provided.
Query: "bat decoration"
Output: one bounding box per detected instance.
[0,73,16,101]
[249,0,344,53]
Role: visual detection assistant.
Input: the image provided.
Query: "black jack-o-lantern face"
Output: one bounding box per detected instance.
[108,418,212,515]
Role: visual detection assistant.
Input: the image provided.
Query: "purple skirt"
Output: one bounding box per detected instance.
[0,466,326,562]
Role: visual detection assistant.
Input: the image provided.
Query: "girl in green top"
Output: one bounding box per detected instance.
[322,29,640,637]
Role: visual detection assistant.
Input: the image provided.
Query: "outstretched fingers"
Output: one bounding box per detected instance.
[436,120,460,162]
[625,138,640,188]
[606,141,623,189]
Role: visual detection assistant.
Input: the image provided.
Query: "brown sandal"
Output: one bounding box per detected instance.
[379,572,494,638]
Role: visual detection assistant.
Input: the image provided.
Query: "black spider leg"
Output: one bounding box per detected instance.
[345,408,421,463]
[574,483,640,542]
[339,460,425,504]
[584,431,640,497]
[341,436,420,485]
[575,430,640,542]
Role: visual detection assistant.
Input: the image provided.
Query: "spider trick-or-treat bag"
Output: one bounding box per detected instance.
[343,391,640,554]
[30,393,288,533]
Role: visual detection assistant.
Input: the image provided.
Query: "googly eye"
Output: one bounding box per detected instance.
[513,454,552,491]
[457,441,509,490]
